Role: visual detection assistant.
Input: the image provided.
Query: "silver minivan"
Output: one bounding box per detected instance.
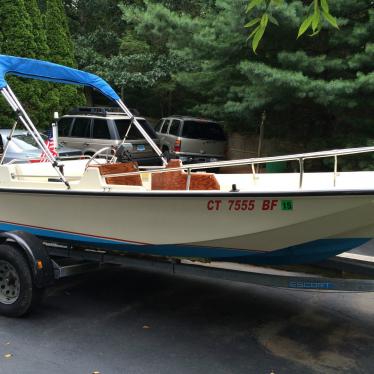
[155,116,227,164]
[58,107,161,165]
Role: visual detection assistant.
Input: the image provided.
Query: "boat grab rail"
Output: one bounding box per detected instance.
[9,145,374,189]
[5,155,92,165]
[102,145,374,189]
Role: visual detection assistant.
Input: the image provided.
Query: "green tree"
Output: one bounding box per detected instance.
[43,0,84,122]
[63,0,373,155]
[21,0,54,126]
[245,0,339,52]
[0,0,37,57]
[0,0,39,126]
[44,0,76,65]
[119,0,373,151]
[0,0,83,127]
[24,0,50,58]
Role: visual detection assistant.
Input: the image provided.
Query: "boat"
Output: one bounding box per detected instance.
[0,54,373,266]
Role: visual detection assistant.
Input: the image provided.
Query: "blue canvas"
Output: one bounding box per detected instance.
[0,54,120,101]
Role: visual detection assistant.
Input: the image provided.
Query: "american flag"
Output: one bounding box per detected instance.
[40,128,58,162]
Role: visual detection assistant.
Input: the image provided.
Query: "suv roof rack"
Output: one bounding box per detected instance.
[169,115,213,122]
[67,107,141,117]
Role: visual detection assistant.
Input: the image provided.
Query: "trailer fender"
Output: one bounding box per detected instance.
[0,231,54,288]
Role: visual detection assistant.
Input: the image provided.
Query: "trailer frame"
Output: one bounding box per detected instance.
[45,240,374,293]
[0,231,373,317]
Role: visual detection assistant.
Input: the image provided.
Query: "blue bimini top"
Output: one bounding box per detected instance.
[0,54,120,101]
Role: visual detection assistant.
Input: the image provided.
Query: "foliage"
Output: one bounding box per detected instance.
[43,0,84,119]
[245,0,339,52]
[64,0,373,153]
[118,0,373,149]
[0,0,83,128]
[0,0,40,127]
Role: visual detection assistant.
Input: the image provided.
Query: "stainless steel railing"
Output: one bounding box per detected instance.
[8,145,374,190]
[103,145,374,189]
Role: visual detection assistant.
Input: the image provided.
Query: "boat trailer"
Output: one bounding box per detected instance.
[0,230,373,317]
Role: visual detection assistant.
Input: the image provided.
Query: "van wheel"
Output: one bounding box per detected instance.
[0,244,44,317]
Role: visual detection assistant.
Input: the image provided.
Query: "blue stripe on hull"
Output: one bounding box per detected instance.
[0,222,369,265]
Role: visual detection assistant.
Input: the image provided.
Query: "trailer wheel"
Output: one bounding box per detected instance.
[0,243,43,317]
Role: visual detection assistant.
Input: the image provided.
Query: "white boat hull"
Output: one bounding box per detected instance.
[1,56,374,265]
[0,187,373,264]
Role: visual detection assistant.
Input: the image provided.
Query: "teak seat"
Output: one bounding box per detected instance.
[151,159,220,191]
[95,162,143,186]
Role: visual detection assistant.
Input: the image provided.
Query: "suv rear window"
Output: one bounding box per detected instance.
[58,117,73,136]
[182,121,226,141]
[114,119,157,140]
[71,118,91,138]
[169,120,181,136]
[92,119,111,139]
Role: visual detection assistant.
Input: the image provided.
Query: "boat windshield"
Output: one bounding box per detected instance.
[115,119,157,140]
[12,133,52,148]
[10,134,44,151]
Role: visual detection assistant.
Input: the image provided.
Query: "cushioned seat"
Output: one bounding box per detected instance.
[151,159,220,190]
[95,162,143,186]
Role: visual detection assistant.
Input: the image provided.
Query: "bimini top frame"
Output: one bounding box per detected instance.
[0,54,167,188]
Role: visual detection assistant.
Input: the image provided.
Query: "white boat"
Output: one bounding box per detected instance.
[0,54,373,266]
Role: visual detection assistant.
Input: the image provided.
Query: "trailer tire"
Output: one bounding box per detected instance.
[0,243,43,317]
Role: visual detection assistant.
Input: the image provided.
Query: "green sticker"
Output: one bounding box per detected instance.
[281,200,293,211]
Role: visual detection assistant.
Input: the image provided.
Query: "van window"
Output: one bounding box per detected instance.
[58,117,73,136]
[182,121,226,141]
[92,119,111,139]
[114,119,157,140]
[169,120,181,136]
[70,118,91,138]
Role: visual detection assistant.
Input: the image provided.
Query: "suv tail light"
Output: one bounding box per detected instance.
[174,138,181,153]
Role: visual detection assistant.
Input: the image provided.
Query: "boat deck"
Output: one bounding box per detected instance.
[2,159,374,193]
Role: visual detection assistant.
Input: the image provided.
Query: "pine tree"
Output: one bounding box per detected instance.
[0,0,39,126]
[24,0,50,59]
[0,0,84,128]
[17,0,55,127]
[43,0,84,121]
[120,0,373,152]
[0,0,37,58]
[44,0,75,66]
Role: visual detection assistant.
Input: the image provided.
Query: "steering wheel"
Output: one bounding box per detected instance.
[84,147,114,171]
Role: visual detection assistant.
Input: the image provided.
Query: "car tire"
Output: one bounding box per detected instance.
[0,244,44,317]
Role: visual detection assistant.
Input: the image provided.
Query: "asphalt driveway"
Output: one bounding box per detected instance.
[0,266,373,374]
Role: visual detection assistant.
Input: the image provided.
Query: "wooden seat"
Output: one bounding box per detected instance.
[95,162,143,186]
[151,159,220,191]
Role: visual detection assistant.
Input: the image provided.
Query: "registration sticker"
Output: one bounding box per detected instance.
[281,200,293,211]
[136,144,145,151]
